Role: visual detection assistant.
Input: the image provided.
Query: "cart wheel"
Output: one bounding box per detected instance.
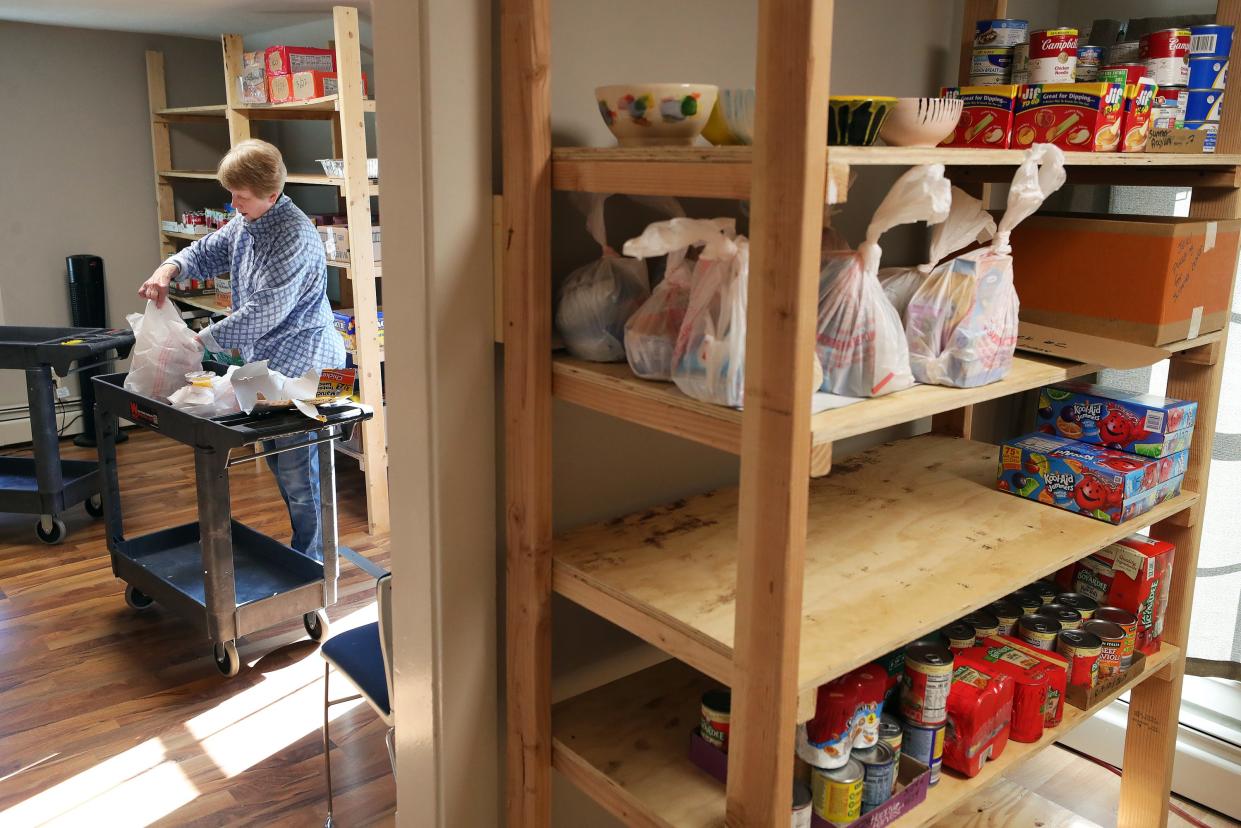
[85,494,104,519]
[124,585,155,611]
[213,640,241,677]
[304,610,329,642]
[35,516,67,545]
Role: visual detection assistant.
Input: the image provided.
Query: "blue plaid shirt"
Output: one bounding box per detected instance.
[166,195,344,377]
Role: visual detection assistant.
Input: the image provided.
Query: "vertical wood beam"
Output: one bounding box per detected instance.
[221,35,252,145]
[501,0,553,824]
[334,5,390,534]
[145,51,177,260]
[726,1,832,825]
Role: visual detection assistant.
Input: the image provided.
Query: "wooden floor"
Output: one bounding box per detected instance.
[0,430,395,827]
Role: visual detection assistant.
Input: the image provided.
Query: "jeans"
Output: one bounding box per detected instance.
[264,434,323,562]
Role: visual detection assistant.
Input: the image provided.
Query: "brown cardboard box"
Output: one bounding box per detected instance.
[1010,212,1240,346]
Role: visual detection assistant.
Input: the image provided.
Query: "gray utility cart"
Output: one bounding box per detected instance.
[92,363,372,677]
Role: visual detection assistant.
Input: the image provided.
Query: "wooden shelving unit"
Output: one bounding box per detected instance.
[145,7,388,534]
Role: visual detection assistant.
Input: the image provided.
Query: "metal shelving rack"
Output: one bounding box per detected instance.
[144,6,388,534]
[501,0,1241,825]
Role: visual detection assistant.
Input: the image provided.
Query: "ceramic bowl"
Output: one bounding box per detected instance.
[596,84,718,147]
[702,88,756,145]
[827,96,897,146]
[878,97,964,147]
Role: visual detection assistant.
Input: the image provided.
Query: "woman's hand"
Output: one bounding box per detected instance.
[139,263,180,308]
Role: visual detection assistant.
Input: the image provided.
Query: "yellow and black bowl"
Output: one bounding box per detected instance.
[828,96,897,146]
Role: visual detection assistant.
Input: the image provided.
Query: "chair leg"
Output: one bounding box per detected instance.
[385,726,396,775]
[323,662,335,828]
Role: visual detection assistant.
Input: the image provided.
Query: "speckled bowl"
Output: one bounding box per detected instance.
[596,84,718,146]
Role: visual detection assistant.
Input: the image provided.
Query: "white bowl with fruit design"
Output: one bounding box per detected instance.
[596,84,718,147]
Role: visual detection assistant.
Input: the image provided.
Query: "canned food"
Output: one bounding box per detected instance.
[1036,603,1083,631]
[1024,581,1057,604]
[972,47,1014,81]
[942,621,976,651]
[1008,590,1043,615]
[700,690,731,751]
[1184,119,1220,153]
[1083,618,1126,677]
[1141,28,1191,87]
[878,714,902,758]
[792,780,812,828]
[1153,86,1188,127]
[1028,27,1079,83]
[1189,56,1229,89]
[851,666,889,749]
[811,759,863,827]
[1186,88,1225,122]
[1190,23,1234,57]
[988,599,1022,636]
[969,73,1018,87]
[854,742,897,814]
[961,608,1001,639]
[1012,42,1030,84]
[1099,63,1152,86]
[1095,606,1139,667]
[1055,592,1099,620]
[1057,628,1102,688]
[900,642,953,726]
[1076,45,1105,81]
[1018,613,1061,651]
[901,721,945,786]
[1109,40,1141,64]
[975,18,1029,49]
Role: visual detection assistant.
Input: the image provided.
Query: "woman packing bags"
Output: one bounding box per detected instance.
[816,164,952,397]
[906,144,1066,388]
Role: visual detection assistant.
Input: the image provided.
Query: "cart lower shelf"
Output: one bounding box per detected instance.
[0,455,98,511]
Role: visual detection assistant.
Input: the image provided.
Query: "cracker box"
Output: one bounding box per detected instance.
[264,45,336,77]
[939,85,1019,147]
[1119,79,1157,152]
[998,432,1185,524]
[333,308,384,351]
[942,654,1015,777]
[1070,535,1176,655]
[291,70,369,101]
[1013,82,1125,151]
[1035,382,1197,457]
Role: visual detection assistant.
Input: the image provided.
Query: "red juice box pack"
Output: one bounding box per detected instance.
[1035,382,1197,457]
[940,85,1019,147]
[998,432,1187,524]
[1062,535,1176,655]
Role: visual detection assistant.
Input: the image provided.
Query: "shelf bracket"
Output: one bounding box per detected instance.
[810,442,833,477]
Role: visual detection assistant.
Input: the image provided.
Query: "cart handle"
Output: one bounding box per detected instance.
[226,430,344,468]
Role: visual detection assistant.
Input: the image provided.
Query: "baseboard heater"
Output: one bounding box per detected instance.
[0,399,85,447]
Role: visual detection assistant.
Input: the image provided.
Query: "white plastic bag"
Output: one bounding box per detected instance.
[816,164,951,397]
[555,193,650,362]
[906,145,1066,388]
[168,366,240,418]
[124,299,204,402]
[879,186,996,320]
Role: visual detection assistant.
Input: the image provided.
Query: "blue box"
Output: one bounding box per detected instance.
[1035,382,1196,458]
[998,433,1188,524]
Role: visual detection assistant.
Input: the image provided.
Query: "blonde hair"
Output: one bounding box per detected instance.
[218,139,286,196]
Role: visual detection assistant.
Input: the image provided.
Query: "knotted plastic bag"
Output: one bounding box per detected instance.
[879,186,996,320]
[816,164,952,397]
[906,144,1066,388]
[124,299,205,402]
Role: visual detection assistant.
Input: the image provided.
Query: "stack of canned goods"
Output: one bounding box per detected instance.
[972,19,1028,85]
[1185,24,1233,152]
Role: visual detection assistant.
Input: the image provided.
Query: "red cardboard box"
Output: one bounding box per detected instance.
[1119,79,1157,152]
[942,654,1014,777]
[290,70,369,100]
[264,45,336,77]
[940,85,1019,147]
[1069,535,1176,655]
[1013,82,1125,151]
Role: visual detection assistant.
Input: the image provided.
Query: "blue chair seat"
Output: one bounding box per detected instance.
[321,621,390,718]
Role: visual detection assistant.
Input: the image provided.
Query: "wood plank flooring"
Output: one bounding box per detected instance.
[0,430,395,827]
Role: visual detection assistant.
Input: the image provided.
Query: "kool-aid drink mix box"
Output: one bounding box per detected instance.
[1035,382,1197,457]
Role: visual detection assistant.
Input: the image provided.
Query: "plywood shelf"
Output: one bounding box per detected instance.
[553,434,1198,692]
[159,170,378,196]
[232,95,376,120]
[553,645,1179,828]
[162,230,212,241]
[171,294,229,316]
[154,103,228,121]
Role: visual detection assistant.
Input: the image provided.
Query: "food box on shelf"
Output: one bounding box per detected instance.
[170,275,215,297]
[1035,382,1197,457]
[939,84,1019,147]
[1010,213,1241,346]
[1059,535,1176,656]
[1146,126,1210,153]
[264,45,335,76]
[319,225,382,262]
[333,307,384,351]
[1066,649,1148,709]
[241,50,267,103]
[1118,79,1158,152]
[289,70,368,100]
[1012,82,1125,151]
[998,432,1187,524]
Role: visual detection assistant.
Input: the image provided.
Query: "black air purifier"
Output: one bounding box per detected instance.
[66,254,125,446]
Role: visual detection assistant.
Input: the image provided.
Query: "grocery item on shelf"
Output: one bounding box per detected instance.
[1008,590,1043,615]
[1186,87,1225,122]
[1182,119,1220,152]
[264,45,336,76]
[1139,28,1191,87]
[1082,618,1127,677]
[1151,86,1188,128]
[1035,382,1197,457]
[554,193,650,363]
[241,50,267,104]
[811,759,864,824]
[1098,62,1151,86]
[941,621,976,651]
[332,308,383,351]
[700,689,730,751]
[987,598,1021,636]
[997,432,1187,524]
[1010,212,1241,345]
[906,145,1065,388]
[294,69,368,100]
[900,720,945,785]
[996,636,1069,726]
[970,636,1067,733]
[855,742,898,814]
[1012,43,1030,85]
[852,665,889,749]
[1119,79,1157,151]
[594,83,718,147]
[1012,82,1124,151]
[1095,606,1140,668]
[970,47,1014,86]
[1017,613,1060,650]
[941,652,1014,777]
[319,224,382,263]
[214,275,232,310]
[880,186,995,321]
[1109,40,1141,64]
[827,96,896,146]
[1036,603,1084,631]
[799,677,860,770]
[877,97,963,147]
[961,608,1000,639]
[900,641,953,727]
[316,157,379,178]
[1027,28,1079,83]
[974,18,1028,48]
[1188,55,1228,89]
[1076,45,1104,81]
[817,165,949,396]
[1026,581,1057,604]
[1055,592,1099,620]
[1190,23,1234,58]
[1057,629,1102,689]
[939,84,1019,147]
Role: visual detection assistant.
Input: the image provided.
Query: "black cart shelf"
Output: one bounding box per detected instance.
[92,363,372,676]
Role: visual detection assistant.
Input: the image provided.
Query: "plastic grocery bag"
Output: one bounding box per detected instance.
[124,299,205,402]
[879,186,996,320]
[906,145,1066,387]
[168,366,240,418]
[816,164,952,397]
[555,193,651,362]
[622,217,731,381]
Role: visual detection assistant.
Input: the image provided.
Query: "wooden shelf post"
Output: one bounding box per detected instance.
[145,51,178,261]
[221,34,251,145]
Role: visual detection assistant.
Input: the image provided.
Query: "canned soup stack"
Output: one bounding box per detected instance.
[1185,24,1232,151]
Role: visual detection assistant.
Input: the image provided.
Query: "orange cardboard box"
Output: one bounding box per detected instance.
[1010,213,1241,345]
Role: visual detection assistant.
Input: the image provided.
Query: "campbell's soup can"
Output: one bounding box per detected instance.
[1057,628,1102,689]
[1036,603,1083,631]
[792,780,812,828]
[1184,119,1220,152]
[811,759,863,826]
[901,721,945,786]
[1076,45,1105,81]
[1141,28,1191,87]
[1152,86,1188,127]
[1028,27,1079,83]
[1018,613,1061,651]
[972,47,1014,82]
[975,18,1029,48]
[1109,40,1141,64]
[1189,55,1229,89]
[1096,606,1139,667]
[854,742,897,814]
[1190,23,1234,57]
[1012,42,1030,84]
[1084,618,1127,677]
[1187,88,1226,122]
[900,642,953,726]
